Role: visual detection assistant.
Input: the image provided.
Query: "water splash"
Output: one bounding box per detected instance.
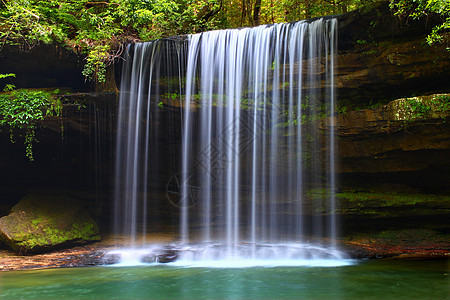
[105,242,352,268]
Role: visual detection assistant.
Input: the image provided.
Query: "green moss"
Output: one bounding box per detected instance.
[0,195,101,253]
[304,188,450,217]
[338,191,449,206]
[337,93,450,116]
[335,190,450,217]
[346,229,450,247]
[16,221,100,250]
[388,94,450,122]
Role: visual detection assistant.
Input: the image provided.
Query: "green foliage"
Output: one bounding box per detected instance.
[3,83,15,92]
[165,92,180,101]
[0,0,234,82]
[433,94,450,111]
[0,73,16,92]
[390,0,450,50]
[338,105,348,114]
[227,0,376,26]
[0,0,380,83]
[391,94,450,122]
[362,49,377,55]
[0,73,15,79]
[82,45,110,83]
[0,85,62,161]
[406,97,431,118]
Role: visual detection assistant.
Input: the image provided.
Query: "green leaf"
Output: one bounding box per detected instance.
[0,73,16,79]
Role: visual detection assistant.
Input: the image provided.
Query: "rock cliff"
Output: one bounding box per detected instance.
[0,1,448,256]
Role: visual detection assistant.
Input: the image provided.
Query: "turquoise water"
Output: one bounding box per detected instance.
[0,259,448,299]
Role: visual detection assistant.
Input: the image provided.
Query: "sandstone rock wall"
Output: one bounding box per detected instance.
[335,1,450,107]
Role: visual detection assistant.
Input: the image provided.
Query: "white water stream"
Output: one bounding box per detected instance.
[113,19,343,266]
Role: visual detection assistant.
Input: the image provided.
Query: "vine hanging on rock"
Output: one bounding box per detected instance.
[0,74,63,161]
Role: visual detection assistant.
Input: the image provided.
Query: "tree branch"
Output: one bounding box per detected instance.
[201,0,223,25]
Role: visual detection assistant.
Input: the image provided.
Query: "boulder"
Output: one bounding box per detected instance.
[0,194,100,254]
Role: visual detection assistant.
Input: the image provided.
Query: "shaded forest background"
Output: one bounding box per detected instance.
[1,0,448,83]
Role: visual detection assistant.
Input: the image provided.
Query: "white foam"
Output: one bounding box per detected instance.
[106,243,354,268]
[167,258,353,268]
[106,245,163,267]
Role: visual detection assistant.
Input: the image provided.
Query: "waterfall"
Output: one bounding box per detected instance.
[114,40,187,245]
[114,18,342,263]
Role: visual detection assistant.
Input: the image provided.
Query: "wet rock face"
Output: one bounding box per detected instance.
[0,194,101,254]
[335,39,450,107]
[335,94,450,192]
[335,2,450,107]
[340,227,450,258]
[0,45,91,91]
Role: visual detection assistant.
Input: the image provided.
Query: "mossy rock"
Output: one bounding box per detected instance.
[0,194,100,254]
[336,191,450,218]
[344,228,450,248]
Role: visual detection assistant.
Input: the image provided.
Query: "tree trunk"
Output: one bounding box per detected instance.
[253,0,261,26]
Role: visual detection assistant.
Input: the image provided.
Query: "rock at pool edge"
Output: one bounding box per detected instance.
[0,194,101,254]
